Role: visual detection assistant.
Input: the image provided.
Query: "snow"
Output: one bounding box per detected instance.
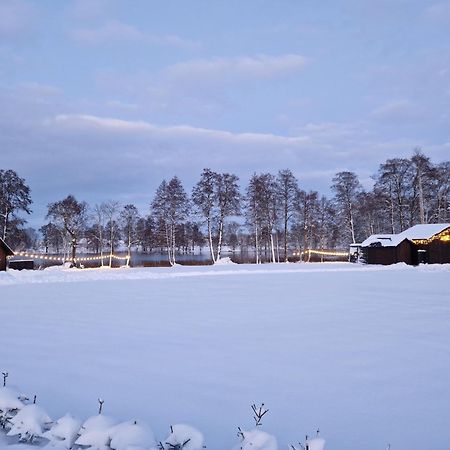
[306,437,326,450]
[43,414,81,449]
[234,429,277,450]
[7,404,52,442]
[214,257,236,265]
[0,262,449,450]
[361,223,450,247]
[0,388,23,412]
[161,424,203,450]
[109,421,155,450]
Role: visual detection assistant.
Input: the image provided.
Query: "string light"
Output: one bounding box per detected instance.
[411,228,450,245]
[8,252,129,263]
[292,249,349,257]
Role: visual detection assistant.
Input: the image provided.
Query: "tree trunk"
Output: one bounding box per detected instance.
[284,207,288,262]
[207,217,216,263]
[216,215,224,262]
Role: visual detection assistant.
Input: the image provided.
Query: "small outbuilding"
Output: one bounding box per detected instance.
[361,223,450,265]
[0,238,14,271]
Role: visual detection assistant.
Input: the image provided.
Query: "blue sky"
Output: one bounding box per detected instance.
[1,0,449,225]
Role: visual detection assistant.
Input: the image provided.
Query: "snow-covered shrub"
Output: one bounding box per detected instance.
[306,437,325,450]
[234,429,277,450]
[0,387,24,428]
[75,415,117,450]
[234,404,277,450]
[290,432,325,450]
[109,420,156,450]
[159,424,204,450]
[7,403,52,443]
[43,413,82,449]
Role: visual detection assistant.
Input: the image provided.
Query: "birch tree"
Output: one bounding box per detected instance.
[152,177,189,266]
[91,203,107,265]
[120,204,140,266]
[276,169,298,262]
[103,201,121,267]
[374,158,413,232]
[245,173,278,263]
[192,169,240,263]
[435,161,450,222]
[411,149,436,224]
[331,171,362,244]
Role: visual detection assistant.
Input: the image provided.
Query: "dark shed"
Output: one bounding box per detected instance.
[361,224,450,266]
[0,238,14,271]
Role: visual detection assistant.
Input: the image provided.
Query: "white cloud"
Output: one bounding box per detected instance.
[371,99,421,121]
[165,54,308,83]
[70,20,200,50]
[49,114,310,147]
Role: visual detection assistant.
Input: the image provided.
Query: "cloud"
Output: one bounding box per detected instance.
[70,20,200,50]
[49,114,310,147]
[1,81,449,227]
[165,54,308,83]
[0,0,37,39]
[371,99,422,121]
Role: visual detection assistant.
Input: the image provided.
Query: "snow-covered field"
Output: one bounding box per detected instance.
[1,262,449,450]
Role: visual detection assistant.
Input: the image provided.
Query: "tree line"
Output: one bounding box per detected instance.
[1,149,449,264]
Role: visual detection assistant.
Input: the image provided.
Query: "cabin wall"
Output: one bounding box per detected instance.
[363,241,413,265]
[0,248,6,271]
[414,241,450,264]
[364,246,396,265]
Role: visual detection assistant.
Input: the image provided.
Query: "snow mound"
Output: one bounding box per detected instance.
[109,420,155,450]
[306,437,326,450]
[43,413,81,449]
[234,429,278,450]
[75,415,118,450]
[162,424,204,450]
[214,257,236,265]
[0,387,24,412]
[7,404,52,442]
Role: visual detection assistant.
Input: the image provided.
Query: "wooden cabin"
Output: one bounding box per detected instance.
[361,224,450,265]
[0,238,14,271]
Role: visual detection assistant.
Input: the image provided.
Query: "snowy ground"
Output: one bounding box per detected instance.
[1,262,449,450]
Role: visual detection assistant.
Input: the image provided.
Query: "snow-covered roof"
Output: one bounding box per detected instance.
[0,238,14,256]
[361,223,450,248]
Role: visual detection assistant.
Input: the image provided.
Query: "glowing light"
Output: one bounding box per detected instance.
[412,229,450,245]
[7,251,129,263]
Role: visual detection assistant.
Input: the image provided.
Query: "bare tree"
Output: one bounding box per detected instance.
[245,173,278,263]
[152,177,189,266]
[46,195,88,261]
[39,222,63,253]
[331,171,362,244]
[374,158,413,233]
[103,201,121,267]
[276,169,299,262]
[411,149,436,224]
[435,161,450,222]
[120,204,140,266]
[192,169,240,263]
[0,169,32,242]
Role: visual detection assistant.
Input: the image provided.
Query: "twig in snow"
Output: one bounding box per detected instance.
[251,403,268,427]
[98,398,104,414]
[2,372,8,387]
